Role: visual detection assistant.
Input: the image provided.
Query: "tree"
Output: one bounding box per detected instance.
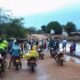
[27,27,36,34]
[0,8,11,24]
[0,8,12,36]
[77,29,80,32]
[5,18,27,38]
[64,22,77,35]
[0,8,30,38]
[0,17,27,38]
[41,25,47,33]
[36,29,44,34]
[46,21,62,34]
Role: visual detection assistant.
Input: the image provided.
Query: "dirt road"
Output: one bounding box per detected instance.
[1,52,80,80]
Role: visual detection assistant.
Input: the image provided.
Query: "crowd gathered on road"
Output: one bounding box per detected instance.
[0,37,77,75]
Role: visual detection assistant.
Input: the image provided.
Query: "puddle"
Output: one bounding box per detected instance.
[75,58,80,64]
[38,75,50,80]
[75,52,80,56]
[64,55,70,61]
[37,64,50,80]
[64,55,80,64]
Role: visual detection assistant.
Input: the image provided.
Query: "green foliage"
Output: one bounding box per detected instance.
[0,8,28,38]
[27,27,36,34]
[64,22,77,35]
[77,29,80,32]
[0,8,11,24]
[41,21,77,35]
[36,29,44,34]
[0,8,78,37]
[41,25,47,33]
[46,21,62,34]
[6,18,27,38]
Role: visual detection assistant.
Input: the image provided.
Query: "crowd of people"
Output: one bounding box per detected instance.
[0,37,77,69]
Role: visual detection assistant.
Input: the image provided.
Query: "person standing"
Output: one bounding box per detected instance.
[62,38,67,52]
[72,41,76,56]
[46,39,49,52]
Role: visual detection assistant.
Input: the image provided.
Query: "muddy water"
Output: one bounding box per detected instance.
[75,58,80,64]
[65,55,71,61]
[64,55,80,64]
[59,43,80,56]
[36,62,50,80]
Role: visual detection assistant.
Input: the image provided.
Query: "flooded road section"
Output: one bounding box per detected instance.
[65,55,80,64]
[1,52,80,80]
[37,53,80,80]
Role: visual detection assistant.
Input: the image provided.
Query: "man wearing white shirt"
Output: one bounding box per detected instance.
[62,38,67,52]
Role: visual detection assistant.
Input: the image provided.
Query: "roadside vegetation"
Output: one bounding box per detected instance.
[0,8,79,39]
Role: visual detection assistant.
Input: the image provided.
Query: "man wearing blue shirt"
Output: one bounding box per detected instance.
[8,42,21,69]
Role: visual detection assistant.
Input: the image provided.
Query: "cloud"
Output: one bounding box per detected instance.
[0,0,80,16]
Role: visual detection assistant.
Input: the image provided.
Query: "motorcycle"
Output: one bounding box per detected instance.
[13,56,21,71]
[50,47,56,58]
[38,48,44,60]
[0,53,5,76]
[27,57,37,72]
[54,52,64,66]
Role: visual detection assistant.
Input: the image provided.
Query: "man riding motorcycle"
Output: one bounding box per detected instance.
[54,50,64,66]
[37,45,44,59]
[2,39,8,58]
[8,42,21,69]
[0,40,6,60]
[49,38,57,57]
[23,45,39,66]
[0,40,6,74]
[2,39,8,49]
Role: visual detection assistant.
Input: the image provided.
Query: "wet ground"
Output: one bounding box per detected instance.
[1,52,80,80]
[59,43,80,56]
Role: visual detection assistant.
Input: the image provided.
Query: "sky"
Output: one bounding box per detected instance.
[0,0,80,29]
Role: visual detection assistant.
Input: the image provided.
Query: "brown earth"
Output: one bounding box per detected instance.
[1,52,80,80]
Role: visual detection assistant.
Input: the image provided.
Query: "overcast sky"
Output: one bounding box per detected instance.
[0,0,80,29]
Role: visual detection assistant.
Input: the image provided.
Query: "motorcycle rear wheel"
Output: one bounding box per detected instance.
[16,65,19,71]
[31,66,34,72]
